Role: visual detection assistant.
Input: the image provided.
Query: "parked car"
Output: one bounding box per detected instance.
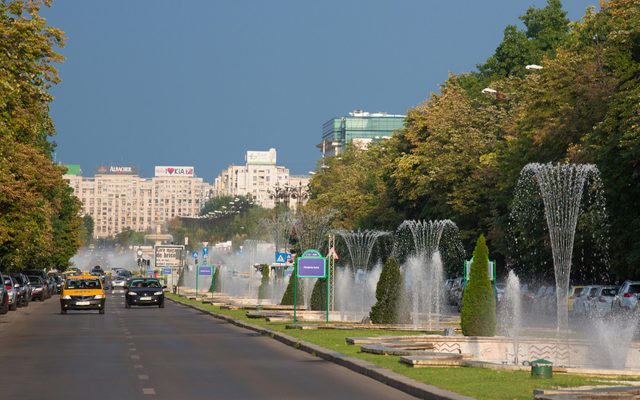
[572,285,601,317]
[586,285,619,317]
[612,281,640,313]
[10,273,31,307]
[0,272,10,314]
[568,285,586,312]
[28,276,48,301]
[125,278,166,308]
[3,275,18,311]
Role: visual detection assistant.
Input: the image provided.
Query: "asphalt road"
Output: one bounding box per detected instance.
[0,293,417,400]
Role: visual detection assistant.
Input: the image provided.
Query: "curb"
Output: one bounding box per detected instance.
[168,297,473,400]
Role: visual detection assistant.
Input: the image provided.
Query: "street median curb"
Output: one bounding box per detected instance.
[168,296,473,400]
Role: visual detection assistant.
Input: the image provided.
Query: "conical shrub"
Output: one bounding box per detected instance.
[370,257,402,324]
[461,235,496,336]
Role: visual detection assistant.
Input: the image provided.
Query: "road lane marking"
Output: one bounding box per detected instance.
[142,388,155,395]
[138,374,149,380]
[134,364,143,369]
[129,348,137,352]
[131,355,140,360]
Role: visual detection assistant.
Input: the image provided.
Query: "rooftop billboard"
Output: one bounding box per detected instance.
[246,148,276,165]
[96,165,138,175]
[154,166,195,177]
[63,164,82,176]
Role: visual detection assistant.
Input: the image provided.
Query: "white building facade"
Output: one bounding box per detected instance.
[64,165,212,238]
[213,148,309,209]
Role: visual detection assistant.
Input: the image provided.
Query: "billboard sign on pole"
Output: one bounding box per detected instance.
[154,245,184,267]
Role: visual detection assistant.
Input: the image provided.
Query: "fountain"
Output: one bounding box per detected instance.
[335,230,389,320]
[498,270,522,365]
[513,163,601,332]
[397,219,461,329]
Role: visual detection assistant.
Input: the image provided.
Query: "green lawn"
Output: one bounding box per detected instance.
[167,294,623,400]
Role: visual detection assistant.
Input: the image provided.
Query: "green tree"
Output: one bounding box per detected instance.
[209,265,221,293]
[258,265,270,299]
[310,278,327,311]
[369,257,402,324]
[461,235,496,336]
[280,269,304,306]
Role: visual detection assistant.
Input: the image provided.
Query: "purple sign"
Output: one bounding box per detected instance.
[199,266,212,276]
[297,257,326,278]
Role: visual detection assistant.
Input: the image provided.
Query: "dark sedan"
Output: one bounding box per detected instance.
[125,278,165,308]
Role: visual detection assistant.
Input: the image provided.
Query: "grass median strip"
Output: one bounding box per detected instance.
[167,294,624,400]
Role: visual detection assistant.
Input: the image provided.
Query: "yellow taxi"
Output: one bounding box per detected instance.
[60,273,106,314]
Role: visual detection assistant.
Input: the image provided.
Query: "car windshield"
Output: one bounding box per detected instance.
[589,287,599,296]
[65,279,101,289]
[601,288,618,296]
[28,276,42,284]
[3,277,11,285]
[11,276,24,284]
[130,279,161,288]
[572,287,584,297]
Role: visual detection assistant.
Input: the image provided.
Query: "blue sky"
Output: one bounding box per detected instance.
[45,0,597,181]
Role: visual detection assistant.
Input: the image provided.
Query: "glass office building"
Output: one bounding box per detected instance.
[319,110,405,157]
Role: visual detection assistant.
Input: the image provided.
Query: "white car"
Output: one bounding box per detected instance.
[572,285,600,317]
[586,286,619,317]
[111,276,128,291]
[2,275,18,311]
[612,281,640,313]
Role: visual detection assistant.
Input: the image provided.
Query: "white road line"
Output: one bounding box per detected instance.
[130,355,140,360]
[134,364,143,369]
[142,388,155,395]
[138,374,149,380]
[129,348,137,352]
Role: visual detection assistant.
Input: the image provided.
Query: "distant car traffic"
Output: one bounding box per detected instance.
[125,278,166,308]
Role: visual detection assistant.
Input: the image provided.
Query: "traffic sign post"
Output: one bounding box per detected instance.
[195,264,212,299]
[294,249,329,323]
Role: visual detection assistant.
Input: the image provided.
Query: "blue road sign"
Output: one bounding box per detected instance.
[162,267,172,275]
[202,247,209,257]
[275,252,291,264]
[192,251,198,259]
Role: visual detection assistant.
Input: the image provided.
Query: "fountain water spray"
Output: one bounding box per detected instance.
[514,163,601,332]
[335,230,389,320]
[397,219,460,329]
[499,270,522,364]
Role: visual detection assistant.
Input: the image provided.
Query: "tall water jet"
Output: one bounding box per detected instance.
[513,163,602,332]
[335,229,390,274]
[397,219,461,329]
[499,270,522,364]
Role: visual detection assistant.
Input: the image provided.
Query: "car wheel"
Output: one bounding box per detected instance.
[99,308,105,314]
[9,301,17,311]
[159,301,164,308]
[125,301,130,309]
[0,295,8,314]
[60,308,67,315]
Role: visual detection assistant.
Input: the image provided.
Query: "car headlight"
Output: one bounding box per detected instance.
[94,294,104,299]
[62,295,71,299]
[128,291,137,296]
[153,291,163,296]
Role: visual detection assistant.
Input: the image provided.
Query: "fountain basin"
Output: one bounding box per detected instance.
[349,335,640,370]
